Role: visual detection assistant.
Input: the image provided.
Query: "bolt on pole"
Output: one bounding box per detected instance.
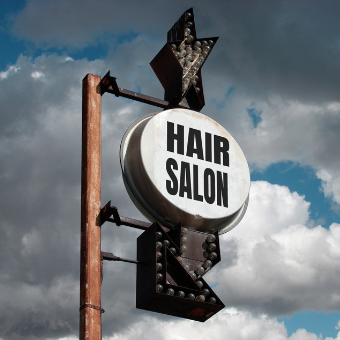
[80,74,102,340]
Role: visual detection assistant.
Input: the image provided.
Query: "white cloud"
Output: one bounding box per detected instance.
[317,169,340,206]
[9,0,181,49]
[101,308,329,340]
[207,182,340,315]
[0,65,20,79]
[31,70,44,79]
[206,92,340,205]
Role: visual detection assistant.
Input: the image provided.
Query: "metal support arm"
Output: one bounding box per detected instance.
[100,200,157,231]
[101,251,140,265]
[100,71,190,110]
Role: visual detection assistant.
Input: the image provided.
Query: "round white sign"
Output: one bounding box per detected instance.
[120,108,250,234]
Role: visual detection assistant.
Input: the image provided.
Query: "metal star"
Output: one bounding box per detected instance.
[151,8,218,111]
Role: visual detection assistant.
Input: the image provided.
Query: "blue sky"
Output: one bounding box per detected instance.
[1,1,340,339]
[252,162,340,228]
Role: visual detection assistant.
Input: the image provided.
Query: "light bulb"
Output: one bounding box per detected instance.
[183,263,190,271]
[186,21,193,28]
[191,80,197,86]
[170,44,177,50]
[181,228,188,235]
[156,263,162,271]
[196,295,205,302]
[163,240,170,247]
[186,35,194,44]
[181,237,188,244]
[187,293,195,300]
[182,83,188,92]
[209,297,216,304]
[198,56,204,63]
[190,272,197,280]
[185,54,193,62]
[196,280,203,288]
[193,41,201,49]
[202,50,208,57]
[156,273,163,282]
[203,260,212,269]
[201,40,208,46]
[187,71,193,78]
[207,243,216,252]
[183,77,190,84]
[203,45,211,52]
[180,244,187,253]
[156,241,162,250]
[157,252,162,261]
[174,51,180,58]
[186,46,192,55]
[184,28,191,36]
[176,291,185,298]
[156,231,162,240]
[156,284,163,293]
[179,49,186,58]
[206,234,216,243]
[170,247,176,255]
[179,59,185,66]
[185,61,192,68]
[194,47,202,53]
[208,40,214,45]
[194,75,199,81]
[186,12,192,19]
[195,87,200,93]
[208,252,217,261]
[179,42,186,50]
[202,288,210,297]
[183,66,188,73]
[194,61,201,68]
[195,266,205,276]
[192,52,199,59]
[166,288,175,295]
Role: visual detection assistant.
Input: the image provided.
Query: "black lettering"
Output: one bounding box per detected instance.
[179,161,192,199]
[204,168,215,204]
[214,135,229,166]
[186,128,204,160]
[166,158,178,195]
[167,122,184,155]
[205,132,212,162]
[193,164,203,202]
[217,171,228,207]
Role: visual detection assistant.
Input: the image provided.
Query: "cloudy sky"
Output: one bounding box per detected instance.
[1,0,340,339]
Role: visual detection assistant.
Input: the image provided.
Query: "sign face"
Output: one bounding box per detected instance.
[121,109,250,234]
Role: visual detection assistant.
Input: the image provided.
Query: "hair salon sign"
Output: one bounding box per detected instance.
[121,109,250,234]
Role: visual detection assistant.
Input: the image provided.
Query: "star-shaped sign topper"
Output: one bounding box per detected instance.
[150,8,218,112]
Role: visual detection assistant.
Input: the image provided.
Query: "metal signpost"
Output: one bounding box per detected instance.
[80,8,250,340]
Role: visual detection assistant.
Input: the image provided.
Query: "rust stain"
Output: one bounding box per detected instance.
[188,307,206,317]
[80,74,102,340]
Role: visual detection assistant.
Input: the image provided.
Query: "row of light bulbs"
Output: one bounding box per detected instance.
[156,283,216,304]
[181,228,217,280]
[169,13,214,94]
[154,228,217,303]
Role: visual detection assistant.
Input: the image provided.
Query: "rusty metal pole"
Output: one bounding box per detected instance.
[80,74,102,340]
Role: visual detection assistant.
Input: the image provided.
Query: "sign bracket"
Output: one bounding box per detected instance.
[100,200,170,231]
[101,251,141,265]
[100,71,190,110]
